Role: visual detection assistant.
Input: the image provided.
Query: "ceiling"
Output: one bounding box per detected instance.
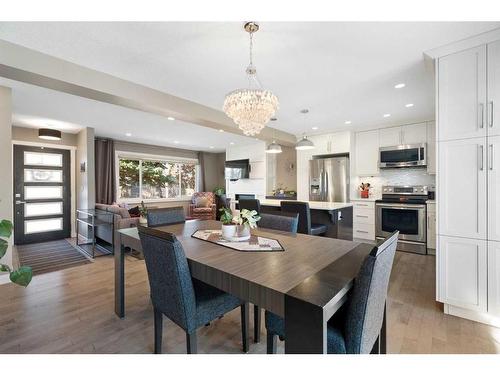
[0,77,259,152]
[1,22,499,142]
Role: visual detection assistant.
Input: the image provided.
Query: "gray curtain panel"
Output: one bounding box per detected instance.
[95,138,116,204]
[198,151,206,192]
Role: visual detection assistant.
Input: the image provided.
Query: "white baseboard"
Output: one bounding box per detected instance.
[0,273,10,285]
[444,304,500,328]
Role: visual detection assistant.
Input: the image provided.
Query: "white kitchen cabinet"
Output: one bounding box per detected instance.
[426,121,436,174]
[355,129,379,176]
[402,122,427,144]
[438,236,487,312]
[488,40,500,137]
[308,132,351,155]
[488,136,500,242]
[438,45,487,141]
[379,126,401,147]
[427,202,436,250]
[438,138,487,240]
[488,241,500,315]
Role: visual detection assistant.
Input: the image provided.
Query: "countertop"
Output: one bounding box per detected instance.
[259,199,353,211]
[350,197,380,202]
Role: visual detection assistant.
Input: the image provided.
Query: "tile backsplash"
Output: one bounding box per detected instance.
[353,168,435,199]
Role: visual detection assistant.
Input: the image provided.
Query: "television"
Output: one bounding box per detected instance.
[225,159,250,180]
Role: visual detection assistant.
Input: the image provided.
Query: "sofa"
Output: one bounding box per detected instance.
[95,203,140,251]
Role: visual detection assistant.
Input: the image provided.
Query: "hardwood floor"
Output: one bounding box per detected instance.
[1,251,499,354]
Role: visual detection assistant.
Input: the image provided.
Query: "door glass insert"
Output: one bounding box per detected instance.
[24,186,63,200]
[381,208,419,235]
[24,169,63,183]
[25,218,63,234]
[25,202,63,217]
[24,151,63,167]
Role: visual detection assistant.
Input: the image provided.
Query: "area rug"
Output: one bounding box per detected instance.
[16,239,91,275]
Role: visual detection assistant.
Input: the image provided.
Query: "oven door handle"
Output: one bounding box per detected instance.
[376,203,426,209]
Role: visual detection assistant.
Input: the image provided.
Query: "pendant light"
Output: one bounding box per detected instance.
[266,118,283,154]
[295,109,315,150]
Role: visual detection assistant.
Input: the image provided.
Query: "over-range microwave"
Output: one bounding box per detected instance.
[379,143,427,169]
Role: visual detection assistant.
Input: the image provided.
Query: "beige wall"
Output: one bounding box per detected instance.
[12,126,78,146]
[76,127,95,210]
[115,140,198,160]
[267,145,297,194]
[0,87,12,279]
[202,152,225,192]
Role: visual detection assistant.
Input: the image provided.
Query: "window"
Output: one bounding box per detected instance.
[118,156,198,201]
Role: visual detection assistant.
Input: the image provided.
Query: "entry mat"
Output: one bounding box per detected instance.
[191,230,284,252]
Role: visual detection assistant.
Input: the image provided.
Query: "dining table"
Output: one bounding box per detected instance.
[114,219,384,354]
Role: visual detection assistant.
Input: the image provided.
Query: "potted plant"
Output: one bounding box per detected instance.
[219,207,236,240]
[232,209,261,240]
[139,201,148,224]
[0,219,32,287]
[359,182,371,198]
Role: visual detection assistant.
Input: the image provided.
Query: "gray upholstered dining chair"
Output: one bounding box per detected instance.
[138,226,249,354]
[280,201,327,236]
[238,198,261,213]
[250,212,299,343]
[265,231,399,354]
[146,206,185,227]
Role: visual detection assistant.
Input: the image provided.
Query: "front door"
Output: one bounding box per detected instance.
[13,145,71,244]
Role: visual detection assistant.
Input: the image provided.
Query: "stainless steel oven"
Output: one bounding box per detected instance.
[375,185,428,255]
[379,143,427,169]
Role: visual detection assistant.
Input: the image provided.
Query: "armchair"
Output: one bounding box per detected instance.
[189,192,216,220]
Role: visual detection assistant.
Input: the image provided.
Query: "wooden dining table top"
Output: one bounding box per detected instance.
[122,219,374,316]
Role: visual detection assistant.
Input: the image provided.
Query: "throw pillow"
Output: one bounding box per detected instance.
[128,206,140,217]
[195,197,210,208]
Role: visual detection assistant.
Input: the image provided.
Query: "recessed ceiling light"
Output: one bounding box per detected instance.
[174,140,180,144]
[209,146,214,149]
[219,129,224,132]
[311,126,318,130]
[394,83,405,89]
[405,103,414,108]
[230,142,235,145]
[344,121,352,125]
[125,132,132,137]
[383,113,391,118]
[167,116,175,121]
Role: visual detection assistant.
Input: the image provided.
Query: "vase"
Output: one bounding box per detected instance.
[360,190,369,199]
[235,224,250,240]
[221,224,236,240]
[139,216,147,224]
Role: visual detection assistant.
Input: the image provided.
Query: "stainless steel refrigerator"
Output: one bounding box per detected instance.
[309,155,350,202]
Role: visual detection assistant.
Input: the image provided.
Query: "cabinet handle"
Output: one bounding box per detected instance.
[356,203,369,207]
[490,144,494,171]
[489,101,494,128]
[356,215,369,218]
[479,144,484,171]
[356,230,369,234]
[479,103,485,129]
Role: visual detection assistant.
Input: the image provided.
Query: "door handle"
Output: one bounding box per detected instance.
[490,144,494,171]
[479,144,484,171]
[479,103,485,129]
[489,101,494,128]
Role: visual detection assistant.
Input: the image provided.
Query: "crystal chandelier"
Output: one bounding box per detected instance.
[223,22,279,136]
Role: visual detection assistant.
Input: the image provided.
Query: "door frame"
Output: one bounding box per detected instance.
[12,140,77,238]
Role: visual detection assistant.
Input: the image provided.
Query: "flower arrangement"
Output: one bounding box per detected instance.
[219,207,261,240]
[359,182,371,198]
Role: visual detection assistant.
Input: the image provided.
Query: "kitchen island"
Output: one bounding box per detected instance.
[258,199,353,240]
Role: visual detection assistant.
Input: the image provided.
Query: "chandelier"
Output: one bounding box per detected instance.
[223,22,279,136]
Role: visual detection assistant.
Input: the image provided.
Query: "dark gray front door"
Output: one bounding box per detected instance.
[13,145,71,245]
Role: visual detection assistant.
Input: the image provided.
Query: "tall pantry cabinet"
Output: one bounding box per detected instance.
[437,40,500,324]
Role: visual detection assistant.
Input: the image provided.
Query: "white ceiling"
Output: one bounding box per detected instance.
[0,77,259,152]
[1,22,499,141]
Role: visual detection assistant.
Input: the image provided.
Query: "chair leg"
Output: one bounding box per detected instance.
[254,305,261,343]
[186,332,197,354]
[153,307,163,354]
[241,303,250,353]
[267,333,278,354]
